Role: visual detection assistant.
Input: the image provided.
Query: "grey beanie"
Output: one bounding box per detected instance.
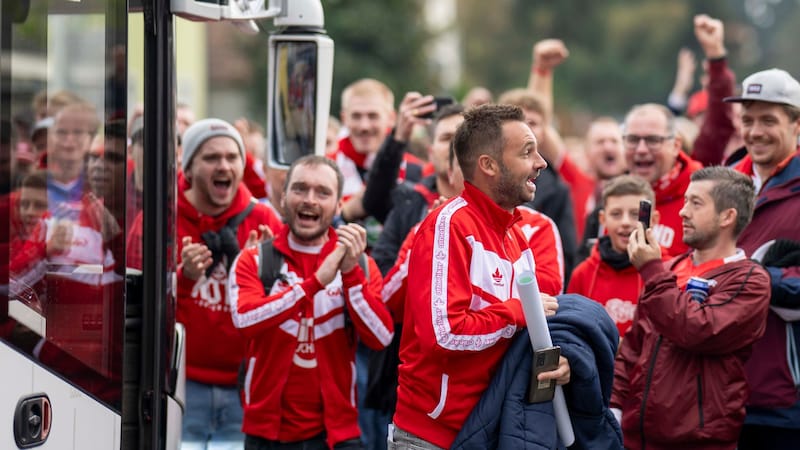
[181,118,245,172]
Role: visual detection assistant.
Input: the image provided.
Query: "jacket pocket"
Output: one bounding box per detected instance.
[427,373,449,419]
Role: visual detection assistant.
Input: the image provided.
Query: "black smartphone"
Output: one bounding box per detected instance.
[528,346,560,403]
[420,96,455,119]
[638,199,652,230]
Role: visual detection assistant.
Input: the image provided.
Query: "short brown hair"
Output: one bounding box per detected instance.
[601,175,655,208]
[690,166,755,237]
[453,104,524,182]
[285,155,345,200]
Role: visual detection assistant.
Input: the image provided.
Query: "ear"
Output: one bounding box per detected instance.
[477,154,498,178]
[598,209,606,227]
[719,207,737,230]
[672,134,683,156]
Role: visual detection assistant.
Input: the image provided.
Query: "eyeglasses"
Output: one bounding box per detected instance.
[623,134,673,150]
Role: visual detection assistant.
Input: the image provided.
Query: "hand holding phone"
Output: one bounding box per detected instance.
[528,346,560,403]
[419,96,455,119]
[638,199,652,230]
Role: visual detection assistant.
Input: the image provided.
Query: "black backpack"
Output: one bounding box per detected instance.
[200,201,255,277]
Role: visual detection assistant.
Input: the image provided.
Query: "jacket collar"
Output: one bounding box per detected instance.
[273,225,338,261]
[654,151,702,204]
[461,182,522,233]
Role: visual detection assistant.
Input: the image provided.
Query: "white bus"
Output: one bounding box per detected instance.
[1,1,331,448]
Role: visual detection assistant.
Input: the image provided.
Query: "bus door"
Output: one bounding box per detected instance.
[0,0,180,448]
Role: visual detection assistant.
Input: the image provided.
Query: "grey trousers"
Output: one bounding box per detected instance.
[386,424,446,450]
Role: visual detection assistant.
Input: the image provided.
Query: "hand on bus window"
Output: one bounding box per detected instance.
[180,236,213,280]
[47,220,74,256]
[244,224,274,249]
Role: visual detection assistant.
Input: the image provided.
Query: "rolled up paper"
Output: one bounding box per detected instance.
[516,270,575,447]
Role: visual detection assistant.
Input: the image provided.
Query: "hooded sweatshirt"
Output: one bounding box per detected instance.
[567,236,643,337]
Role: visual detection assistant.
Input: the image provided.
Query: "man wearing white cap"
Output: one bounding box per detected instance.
[176,118,282,449]
[724,68,800,449]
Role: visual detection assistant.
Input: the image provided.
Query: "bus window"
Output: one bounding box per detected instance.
[3,0,127,411]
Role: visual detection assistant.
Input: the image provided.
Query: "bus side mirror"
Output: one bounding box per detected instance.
[266,34,334,169]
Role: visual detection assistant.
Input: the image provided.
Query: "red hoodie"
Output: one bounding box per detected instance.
[176,181,282,385]
[568,238,644,337]
[651,151,703,256]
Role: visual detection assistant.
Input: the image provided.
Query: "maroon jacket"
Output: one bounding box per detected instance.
[612,253,770,450]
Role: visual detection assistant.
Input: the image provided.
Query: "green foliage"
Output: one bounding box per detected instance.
[324,0,434,113]
[239,0,799,131]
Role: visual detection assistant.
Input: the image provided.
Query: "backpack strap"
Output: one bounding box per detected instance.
[227,200,256,230]
[258,238,285,295]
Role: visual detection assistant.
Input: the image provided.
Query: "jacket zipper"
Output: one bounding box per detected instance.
[640,335,663,450]
[697,374,704,428]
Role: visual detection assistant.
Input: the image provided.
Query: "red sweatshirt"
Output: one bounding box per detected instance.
[229,226,393,447]
[176,182,282,386]
[567,238,644,337]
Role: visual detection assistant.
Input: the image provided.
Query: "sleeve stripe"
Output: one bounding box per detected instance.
[348,284,394,346]
[430,198,517,351]
[228,251,304,329]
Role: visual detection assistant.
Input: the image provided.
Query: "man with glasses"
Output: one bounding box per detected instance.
[622,103,703,256]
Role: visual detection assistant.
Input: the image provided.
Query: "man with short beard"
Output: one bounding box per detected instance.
[228,155,394,449]
[391,104,570,449]
[175,118,282,449]
[612,166,770,449]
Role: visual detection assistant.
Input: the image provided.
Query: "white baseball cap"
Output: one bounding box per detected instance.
[724,68,800,109]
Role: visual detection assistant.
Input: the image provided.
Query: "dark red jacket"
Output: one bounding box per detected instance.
[612,253,770,450]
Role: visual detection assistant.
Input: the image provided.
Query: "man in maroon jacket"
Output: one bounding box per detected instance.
[612,166,771,450]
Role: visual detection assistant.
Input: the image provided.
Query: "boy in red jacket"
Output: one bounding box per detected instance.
[568,175,662,338]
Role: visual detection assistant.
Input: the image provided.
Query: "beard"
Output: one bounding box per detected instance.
[682,221,720,250]
[494,163,533,210]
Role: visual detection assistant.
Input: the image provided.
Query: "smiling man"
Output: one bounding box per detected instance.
[391,104,570,449]
[722,68,800,449]
[622,103,703,256]
[175,118,282,449]
[228,155,394,450]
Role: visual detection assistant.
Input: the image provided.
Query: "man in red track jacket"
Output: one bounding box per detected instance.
[391,105,571,449]
[229,155,394,449]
